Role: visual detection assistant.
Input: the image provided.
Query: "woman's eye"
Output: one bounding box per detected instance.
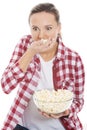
[32,27,39,31]
[46,27,52,31]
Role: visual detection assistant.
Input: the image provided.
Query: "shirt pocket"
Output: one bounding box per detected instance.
[58,78,75,92]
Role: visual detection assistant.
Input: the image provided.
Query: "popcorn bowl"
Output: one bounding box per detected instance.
[33,89,73,114]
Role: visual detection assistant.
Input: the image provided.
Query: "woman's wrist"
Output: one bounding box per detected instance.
[62,109,70,118]
[28,45,37,56]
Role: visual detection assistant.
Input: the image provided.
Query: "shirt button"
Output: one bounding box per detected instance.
[55,81,57,85]
[53,67,56,70]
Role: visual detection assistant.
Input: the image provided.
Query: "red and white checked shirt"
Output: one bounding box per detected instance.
[1,35,85,130]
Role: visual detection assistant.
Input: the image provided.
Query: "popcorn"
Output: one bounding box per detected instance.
[33,89,73,114]
[41,39,48,44]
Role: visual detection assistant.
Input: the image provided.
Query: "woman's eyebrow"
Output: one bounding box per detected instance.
[45,25,53,27]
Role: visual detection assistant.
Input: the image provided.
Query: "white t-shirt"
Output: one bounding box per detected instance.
[22,55,65,130]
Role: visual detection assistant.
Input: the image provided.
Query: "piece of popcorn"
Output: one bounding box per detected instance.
[41,39,48,44]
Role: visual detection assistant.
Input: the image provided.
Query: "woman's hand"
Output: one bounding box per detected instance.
[29,38,56,54]
[38,109,70,118]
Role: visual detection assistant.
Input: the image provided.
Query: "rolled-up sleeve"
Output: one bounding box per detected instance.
[66,54,85,119]
[1,35,32,94]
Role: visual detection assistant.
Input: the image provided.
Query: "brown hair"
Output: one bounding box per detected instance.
[28,3,60,24]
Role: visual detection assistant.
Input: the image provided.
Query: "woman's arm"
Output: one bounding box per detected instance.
[1,35,35,94]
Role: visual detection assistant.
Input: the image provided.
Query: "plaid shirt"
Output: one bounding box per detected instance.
[1,35,85,130]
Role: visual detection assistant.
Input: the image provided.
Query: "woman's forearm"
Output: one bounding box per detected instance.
[18,47,35,72]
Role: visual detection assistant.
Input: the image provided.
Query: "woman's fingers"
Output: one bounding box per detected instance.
[38,109,69,119]
[30,38,56,53]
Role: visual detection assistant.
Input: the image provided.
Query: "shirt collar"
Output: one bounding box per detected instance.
[56,38,66,60]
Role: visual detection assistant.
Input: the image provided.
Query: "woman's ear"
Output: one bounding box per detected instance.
[57,23,62,39]
[57,22,61,34]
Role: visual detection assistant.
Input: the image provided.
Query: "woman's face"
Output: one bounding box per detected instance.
[29,12,61,41]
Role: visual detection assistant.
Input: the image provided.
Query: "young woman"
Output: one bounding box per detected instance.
[1,3,85,130]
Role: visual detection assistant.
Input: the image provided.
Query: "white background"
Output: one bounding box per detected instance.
[0,0,87,129]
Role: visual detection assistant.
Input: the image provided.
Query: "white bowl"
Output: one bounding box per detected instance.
[33,89,73,114]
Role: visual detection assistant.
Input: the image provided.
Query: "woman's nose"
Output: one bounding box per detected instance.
[38,30,45,39]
